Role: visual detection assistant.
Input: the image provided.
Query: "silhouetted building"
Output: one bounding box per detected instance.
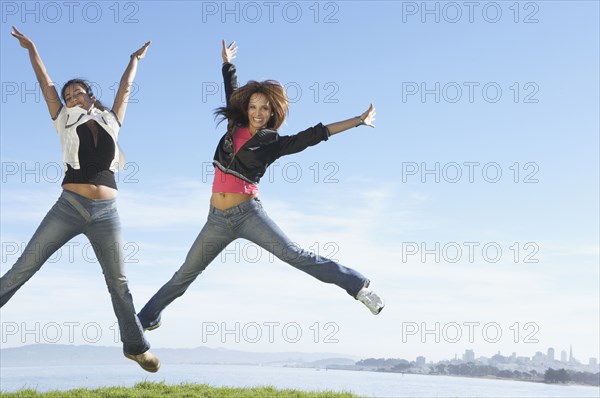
[547,347,555,361]
[569,345,574,363]
[532,351,545,364]
[463,349,475,362]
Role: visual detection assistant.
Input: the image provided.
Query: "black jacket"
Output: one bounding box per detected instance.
[212,63,330,184]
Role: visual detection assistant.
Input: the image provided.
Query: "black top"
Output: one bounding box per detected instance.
[62,121,117,189]
[213,63,330,184]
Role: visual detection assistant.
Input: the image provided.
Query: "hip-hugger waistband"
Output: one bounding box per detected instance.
[61,189,117,221]
[209,197,261,216]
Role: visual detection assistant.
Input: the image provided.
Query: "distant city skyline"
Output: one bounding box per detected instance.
[443,346,599,370]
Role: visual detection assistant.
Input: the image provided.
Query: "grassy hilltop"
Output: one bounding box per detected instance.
[0,381,361,398]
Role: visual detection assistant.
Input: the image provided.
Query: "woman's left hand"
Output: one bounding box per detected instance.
[131,41,151,60]
[359,104,376,128]
[222,40,238,63]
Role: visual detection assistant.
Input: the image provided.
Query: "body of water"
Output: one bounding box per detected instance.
[1,364,598,397]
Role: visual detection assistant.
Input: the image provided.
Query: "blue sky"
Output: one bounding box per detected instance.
[1,1,598,364]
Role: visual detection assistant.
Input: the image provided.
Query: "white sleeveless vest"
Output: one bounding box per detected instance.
[52,105,126,172]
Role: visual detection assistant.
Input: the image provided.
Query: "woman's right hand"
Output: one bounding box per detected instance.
[222,39,238,63]
[11,26,35,50]
[10,25,61,119]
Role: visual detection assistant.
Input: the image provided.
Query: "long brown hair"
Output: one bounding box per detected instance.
[215,80,289,132]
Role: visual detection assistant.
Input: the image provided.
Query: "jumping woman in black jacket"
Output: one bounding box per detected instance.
[138,41,384,331]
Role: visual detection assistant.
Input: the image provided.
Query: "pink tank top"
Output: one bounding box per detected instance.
[212,127,260,194]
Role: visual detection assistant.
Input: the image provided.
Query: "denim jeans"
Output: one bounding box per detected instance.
[0,190,150,355]
[138,197,369,329]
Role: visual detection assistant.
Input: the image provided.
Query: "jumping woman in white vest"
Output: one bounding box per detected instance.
[137,40,385,332]
[0,26,160,372]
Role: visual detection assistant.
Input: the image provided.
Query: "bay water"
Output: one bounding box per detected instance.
[1,363,599,397]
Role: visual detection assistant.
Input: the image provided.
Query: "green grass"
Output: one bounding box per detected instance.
[0,381,361,398]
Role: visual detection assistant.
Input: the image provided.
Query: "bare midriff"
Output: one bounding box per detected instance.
[211,192,258,210]
[62,183,117,200]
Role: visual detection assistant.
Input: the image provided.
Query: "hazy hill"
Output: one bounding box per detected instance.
[0,344,359,367]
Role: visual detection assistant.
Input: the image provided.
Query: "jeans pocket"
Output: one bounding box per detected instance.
[85,200,118,224]
[250,197,263,213]
[55,197,86,222]
[96,204,119,221]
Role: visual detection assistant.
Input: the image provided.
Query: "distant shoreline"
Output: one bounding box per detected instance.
[339,367,600,388]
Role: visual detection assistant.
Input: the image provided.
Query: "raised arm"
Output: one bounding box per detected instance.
[326,104,376,136]
[111,41,151,124]
[11,26,61,119]
[221,40,238,107]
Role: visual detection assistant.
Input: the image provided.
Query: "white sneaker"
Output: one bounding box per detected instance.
[356,287,385,315]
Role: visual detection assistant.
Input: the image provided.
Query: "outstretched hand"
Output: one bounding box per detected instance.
[11,26,35,50]
[359,104,376,128]
[222,40,238,63]
[131,41,151,60]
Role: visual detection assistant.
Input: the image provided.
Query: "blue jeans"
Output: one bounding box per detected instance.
[0,190,150,355]
[138,197,369,329]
